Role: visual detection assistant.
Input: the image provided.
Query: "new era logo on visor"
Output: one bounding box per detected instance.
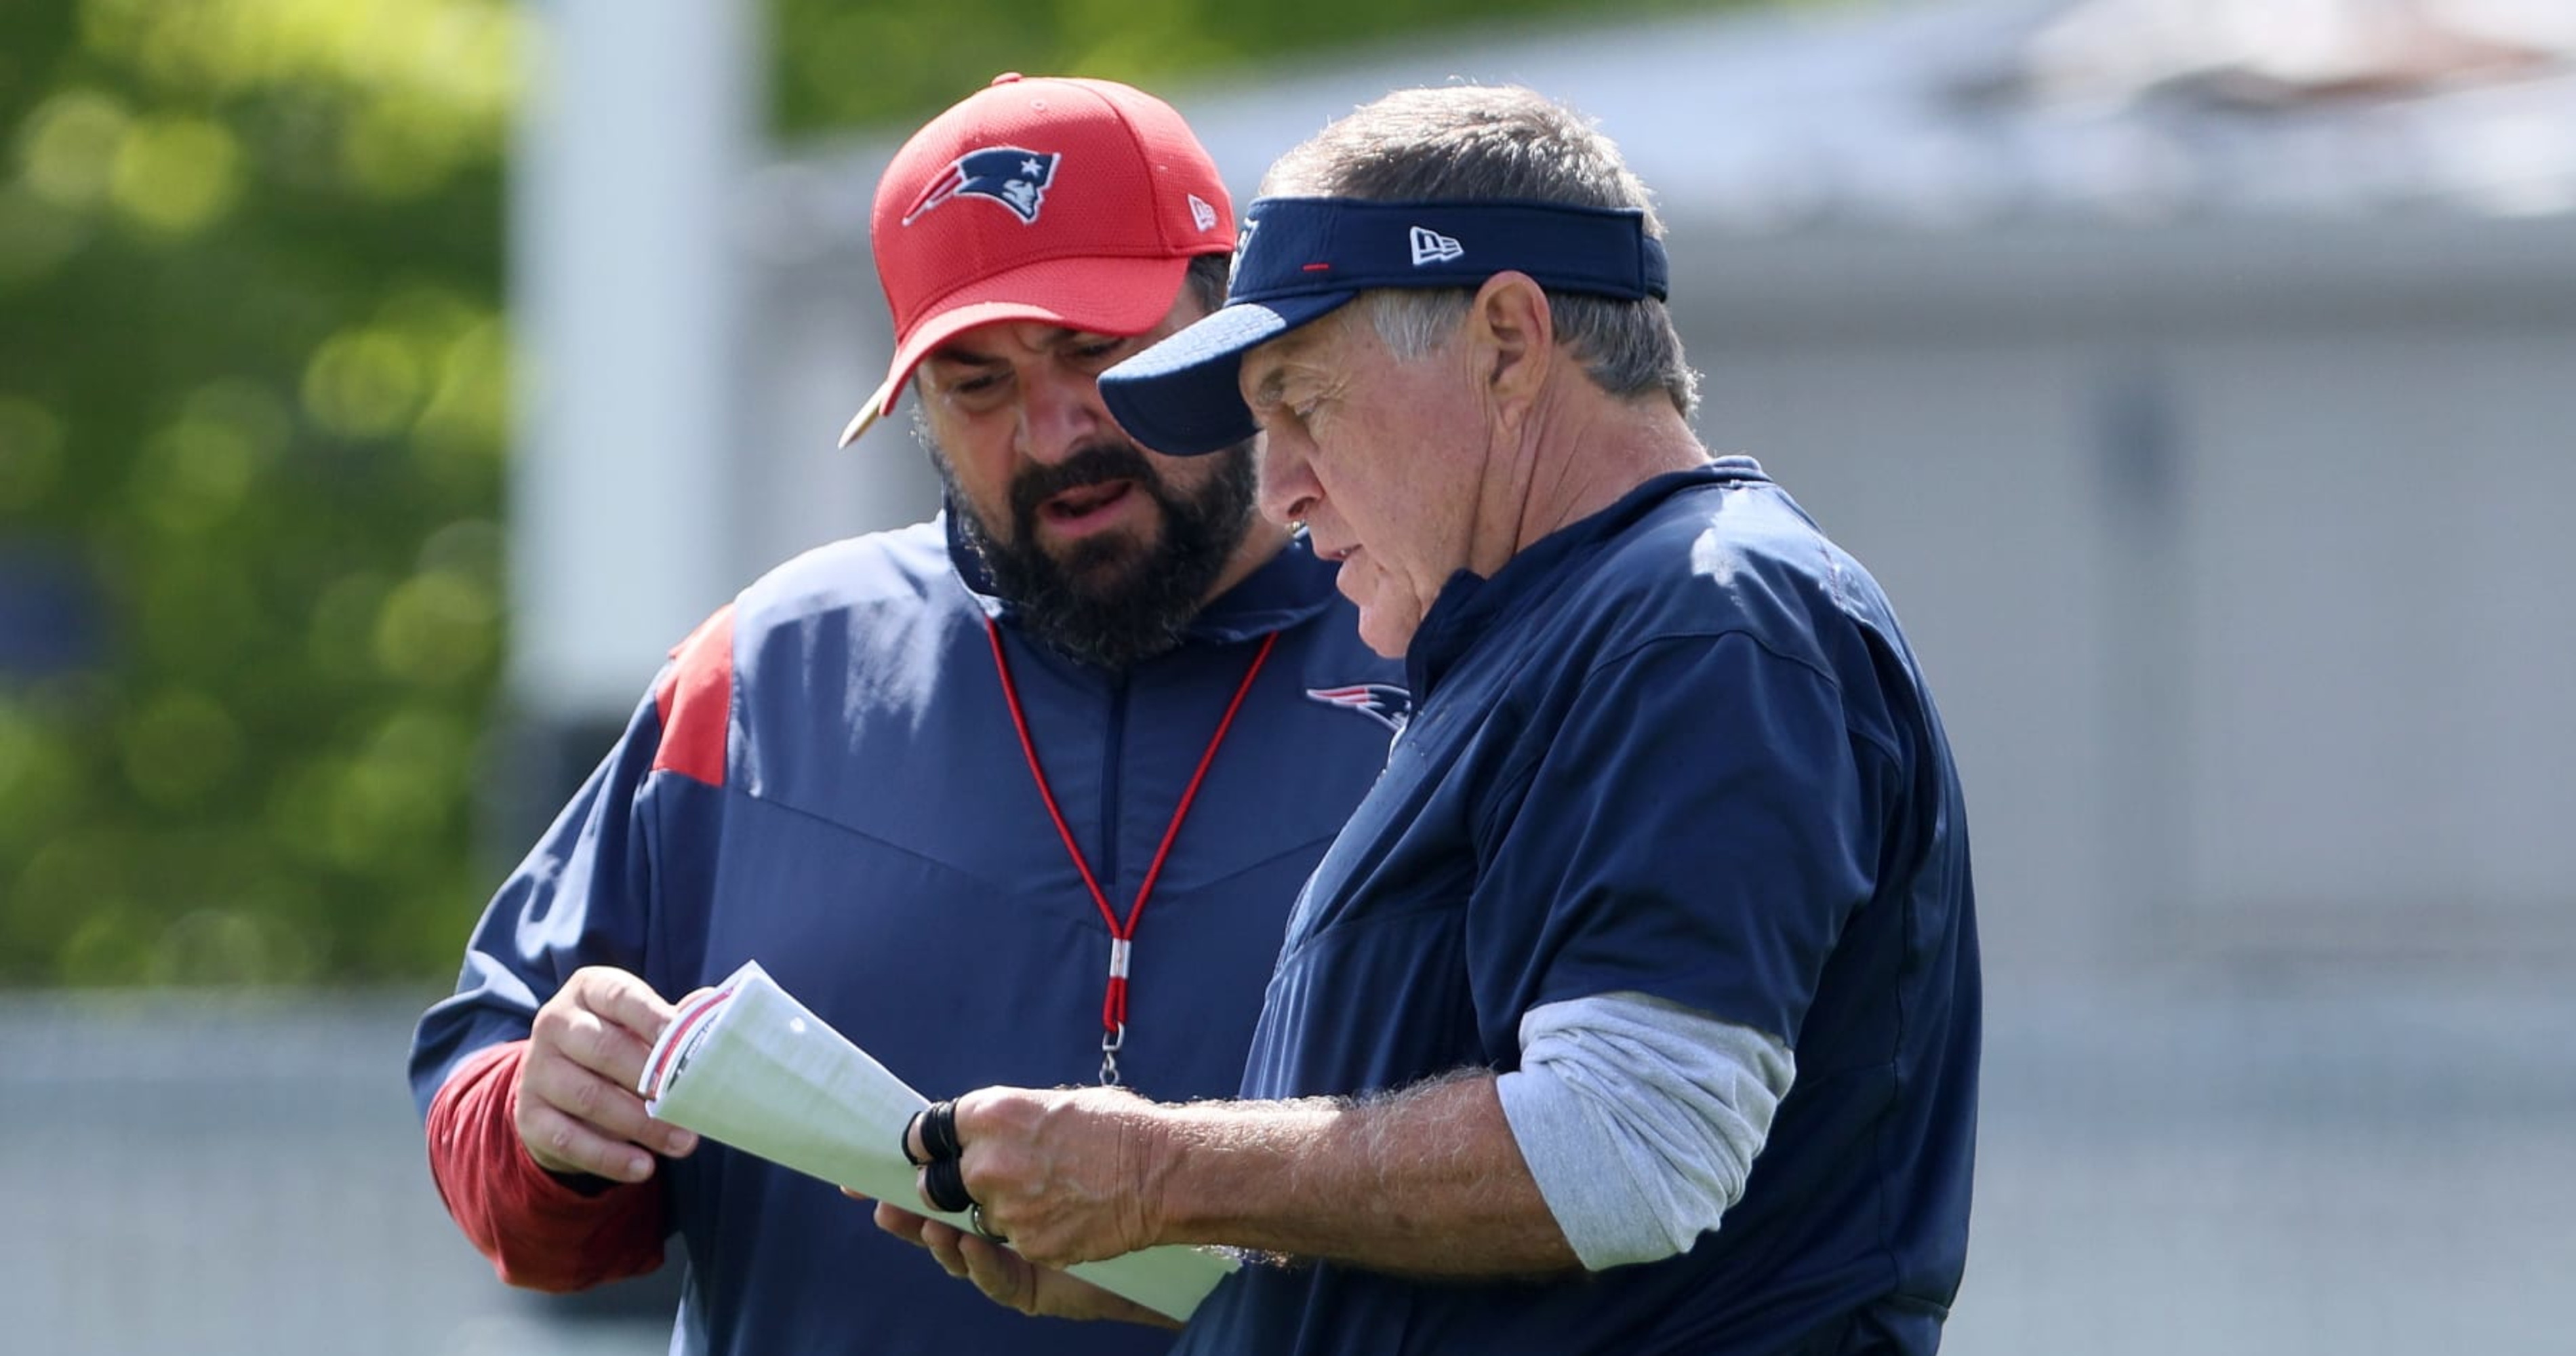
[1408,226,1463,266]
[901,146,1060,226]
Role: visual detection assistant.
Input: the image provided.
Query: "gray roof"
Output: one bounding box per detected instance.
[754,0,2576,260]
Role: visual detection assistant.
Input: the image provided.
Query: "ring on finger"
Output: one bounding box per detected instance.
[969,1202,1008,1244]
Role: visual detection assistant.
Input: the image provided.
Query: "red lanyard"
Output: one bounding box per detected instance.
[982,617,1277,1086]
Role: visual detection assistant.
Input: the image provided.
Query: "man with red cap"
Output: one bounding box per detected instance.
[407,75,1403,1355]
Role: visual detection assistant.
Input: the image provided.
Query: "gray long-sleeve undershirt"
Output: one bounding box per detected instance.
[1494,991,1796,1271]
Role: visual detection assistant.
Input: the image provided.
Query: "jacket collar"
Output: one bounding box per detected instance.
[1404,456,1771,698]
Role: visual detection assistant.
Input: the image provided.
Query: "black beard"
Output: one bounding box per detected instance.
[935,436,1257,671]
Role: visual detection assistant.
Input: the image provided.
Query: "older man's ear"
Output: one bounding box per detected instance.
[1469,271,1557,436]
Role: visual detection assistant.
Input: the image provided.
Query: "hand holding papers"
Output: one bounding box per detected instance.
[636,960,1236,1321]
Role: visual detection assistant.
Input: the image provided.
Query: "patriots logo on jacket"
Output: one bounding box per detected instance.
[1305,683,1413,734]
[902,146,1060,226]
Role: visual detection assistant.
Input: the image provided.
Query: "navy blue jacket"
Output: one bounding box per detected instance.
[1178,461,1980,1355]
[409,520,1403,1355]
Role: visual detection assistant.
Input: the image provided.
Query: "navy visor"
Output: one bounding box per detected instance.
[1099,196,1670,455]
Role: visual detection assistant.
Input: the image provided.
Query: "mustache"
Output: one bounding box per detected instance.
[1009,439,1165,525]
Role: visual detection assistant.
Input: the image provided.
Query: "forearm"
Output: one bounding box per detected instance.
[1147,1071,1579,1277]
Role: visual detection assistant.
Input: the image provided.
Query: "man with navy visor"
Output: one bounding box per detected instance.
[872,84,1981,1355]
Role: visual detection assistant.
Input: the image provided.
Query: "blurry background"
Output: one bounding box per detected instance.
[2,0,2571,1351]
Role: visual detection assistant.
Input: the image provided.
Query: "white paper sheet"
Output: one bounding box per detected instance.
[638,959,1236,1321]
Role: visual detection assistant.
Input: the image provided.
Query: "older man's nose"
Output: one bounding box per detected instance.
[1256,435,1322,528]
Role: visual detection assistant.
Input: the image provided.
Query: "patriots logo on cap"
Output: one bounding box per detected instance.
[902,146,1060,226]
[1306,683,1413,734]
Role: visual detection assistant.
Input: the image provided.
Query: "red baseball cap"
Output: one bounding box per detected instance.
[837,73,1236,447]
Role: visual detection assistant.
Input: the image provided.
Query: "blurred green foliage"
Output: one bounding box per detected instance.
[0,0,513,986]
[0,0,1750,987]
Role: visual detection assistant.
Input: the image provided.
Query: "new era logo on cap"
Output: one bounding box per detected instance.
[1189,193,1219,232]
[901,146,1061,226]
[1409,225,1463,266]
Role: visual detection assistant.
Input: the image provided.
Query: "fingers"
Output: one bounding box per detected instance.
[872,1195,1148,1323]
[545,968,680,1089]
[903,1097,963,1167]
[918,1156,974,1214]
[515,1096,660,1182]
[919,1216,973,1281]
[881,1202,1018,1302]
[954,1232,1041,1314]
[872,1199,929,1247]
[517,967,698,1179]
[901,1086,1140,1264]
[908,1098,978,1216]
[520,1050,696,1157]
[909,1214,1036,1312]
[576,965,684,1036]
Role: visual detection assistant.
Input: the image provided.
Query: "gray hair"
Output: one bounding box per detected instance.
[1260,85,1698,418]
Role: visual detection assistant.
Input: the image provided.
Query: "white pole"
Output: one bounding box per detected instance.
[508,0,759,723]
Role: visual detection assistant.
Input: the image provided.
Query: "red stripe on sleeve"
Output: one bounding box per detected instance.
[422,1041,671,1293]
[651,604,736,786]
